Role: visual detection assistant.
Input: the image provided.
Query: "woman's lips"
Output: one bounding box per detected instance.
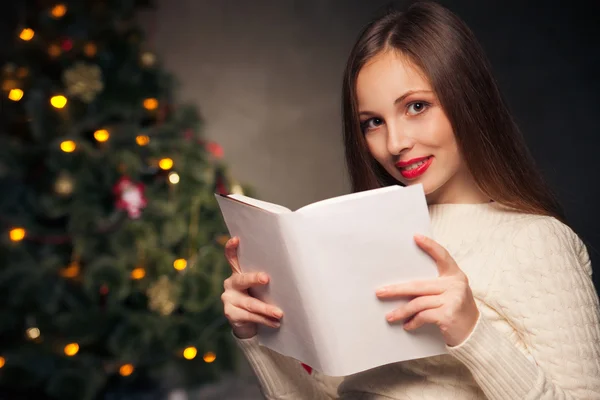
[395,156,433,179]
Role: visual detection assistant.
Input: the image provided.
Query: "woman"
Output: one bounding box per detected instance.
[220,2,600,399]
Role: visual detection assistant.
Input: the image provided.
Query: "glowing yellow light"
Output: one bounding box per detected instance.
[84,42,97,57]
[168,172,180,184]
[0,357,5,368]
[60,140,76,153]
[183,347,197,360]
[158,158,173,170]
[94,129,110,142]
[59,262,80,278]
[51,4,67,18]
[8,88,24,101]
[64,343,79,356]
[143,98,158,110]
[119,364,134,376]
[173,258,187,271]
[231,184,244,195]
[130,267,145,280]
[203,352,216,363]
[136,135,150,146]
[9,228,26,242]
[26,327,41,340]
[48,44,61,57]
[20,28,35,41]
[50,95,67,109]
[216,234,230,246]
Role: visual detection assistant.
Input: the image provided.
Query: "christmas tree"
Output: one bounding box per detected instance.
[0,1,249,399]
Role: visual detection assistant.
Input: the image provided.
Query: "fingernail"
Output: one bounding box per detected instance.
[259,273,268,283]
[414,234,425,240]
[272,309,283,318]
[386,312,394,322]
[376,287,387,296]
[272,321,281,328]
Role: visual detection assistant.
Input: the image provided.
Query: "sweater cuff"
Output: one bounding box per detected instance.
[232,331,309,397]
[447,315,541,399]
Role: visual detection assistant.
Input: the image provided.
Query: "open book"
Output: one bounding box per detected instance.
[215,184,447,376]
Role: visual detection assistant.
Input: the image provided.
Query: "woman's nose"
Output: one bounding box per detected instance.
[386,124,414,156]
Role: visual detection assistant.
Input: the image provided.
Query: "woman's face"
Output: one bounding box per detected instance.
[356,50,483,204]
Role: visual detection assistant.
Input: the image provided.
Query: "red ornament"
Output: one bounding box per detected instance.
[301,363,312,374]
[205,141,224,159]
[61,38,73,51]
[113,176,147,219]
[215,174,228,195]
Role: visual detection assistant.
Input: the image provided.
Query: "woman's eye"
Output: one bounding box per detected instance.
[407,101,429,116]
[360,118,383,132]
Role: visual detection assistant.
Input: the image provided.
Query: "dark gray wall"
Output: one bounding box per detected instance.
[149,0,599,290]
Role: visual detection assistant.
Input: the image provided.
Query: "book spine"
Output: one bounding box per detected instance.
[279,214,335,373]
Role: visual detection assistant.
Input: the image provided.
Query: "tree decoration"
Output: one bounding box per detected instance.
[0,2,247,398]
[54,171,74,196]
[62,62,104,103]
[205,141,224,159]
[140,51,156,67]
[112,176,147,219]
[147,276,177,316]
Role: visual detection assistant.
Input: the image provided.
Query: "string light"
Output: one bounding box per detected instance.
[158,158,173,170]
[84,42,97,57]
[136,135,150,146]
[119,364,134,377]
[230,184,244,195]
[8,89,23,101]
[19,28,35,41]
[26,327,41,340]
[48,44,61,57]
[173,258,187,271]
[143,98,158,110]
[130,267,145,280]
[51,4,67,18]
[168,172,180,184]
[183,347,197,360]
[203,352,217,363]
[9,228,26,242]
[60,140,76,153]
[64,343,79,356]
[50,95,67,109]
[0,357,4,368]
[59,262,80,278]
[93,129,110,142]
[16,67,28,78]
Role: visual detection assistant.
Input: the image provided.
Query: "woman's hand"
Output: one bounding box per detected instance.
[221,237,284,339]
[376,234,479,347]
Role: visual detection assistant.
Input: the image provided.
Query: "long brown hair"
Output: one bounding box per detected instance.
[342,1,565,222]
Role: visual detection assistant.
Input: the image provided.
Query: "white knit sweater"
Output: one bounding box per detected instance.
[235,202,600,399]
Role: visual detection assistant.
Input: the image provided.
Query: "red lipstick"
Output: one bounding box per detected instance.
[395,156,433,179]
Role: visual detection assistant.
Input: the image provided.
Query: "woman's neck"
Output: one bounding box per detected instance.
[425,165,491,205]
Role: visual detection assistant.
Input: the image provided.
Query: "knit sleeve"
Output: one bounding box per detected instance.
[234,334,342,399]
[447,217,600,400]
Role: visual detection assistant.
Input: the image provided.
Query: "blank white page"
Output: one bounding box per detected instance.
[293,184,447,376]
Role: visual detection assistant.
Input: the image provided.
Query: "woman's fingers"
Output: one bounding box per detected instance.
[386,295,443,322]
[235,293,284,319]
[376,278,447,298]
[403,308,440,331]
[224,271,270,291]
[224,303,281,329]
[225,237,242,273]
